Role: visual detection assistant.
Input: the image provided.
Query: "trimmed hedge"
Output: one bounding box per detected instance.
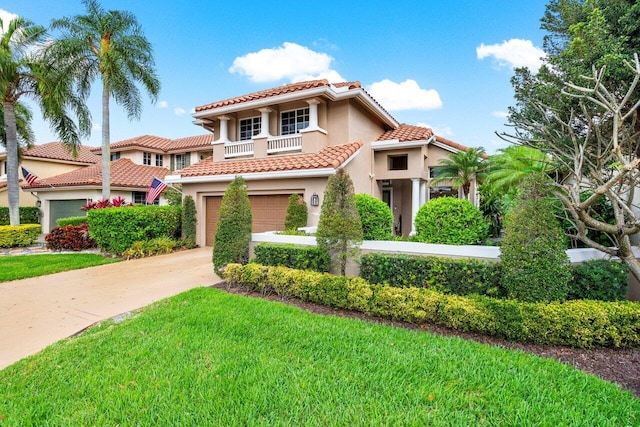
[0,224,41,247]
[0,207,40,225]
[569,260,628,301]
[355,193,393,240]
[360,253,503,297]
[57,216,88,227]
[224,263,640,348]
[45,224,96,251]
[88,205,181,255]
[414,197,488,245]
[253,243,330,272]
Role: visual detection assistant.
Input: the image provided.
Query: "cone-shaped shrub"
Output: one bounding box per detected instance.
[284,194,308,231]
[181,195,197,248]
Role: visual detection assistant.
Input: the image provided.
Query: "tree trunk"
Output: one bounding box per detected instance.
[3,101,20,226]
[101,79,111,200]
[616,235,640,296]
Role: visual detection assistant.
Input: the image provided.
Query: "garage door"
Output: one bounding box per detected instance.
[49,199,87,231]
[205,194,290,246]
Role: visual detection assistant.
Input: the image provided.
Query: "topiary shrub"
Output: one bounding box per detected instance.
[355,193,393,240]
[414,197,489,245]
[284,194,308,231]
[568,260,628,301]
[316,169,363,275]
[500,174,572,302]
[254,243,330,272]
[213,176,252,276]
[45,224,96,251]
[181,195,197,249]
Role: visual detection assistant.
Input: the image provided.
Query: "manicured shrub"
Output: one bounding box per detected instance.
[360,253,503,297]
[0,207,40,225]
[45,224,96,251]
[316,169,363,275]
[254,243,330,272]
[88,205,181,255]
[284,194,308,231]
[0,224,41,247]
[569,260,628,301]
[121,237,177,259]
[181,195,197,249]
[355,193,393,240]
[56,216,88,227]
[414,197,489,245]
[500,175,572,302]
[225,263,640,348]
[213,176,252,276]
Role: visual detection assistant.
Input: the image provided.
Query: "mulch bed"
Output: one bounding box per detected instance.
[213,282,640,398]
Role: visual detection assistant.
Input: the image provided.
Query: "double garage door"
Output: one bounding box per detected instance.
[205,194,290,246]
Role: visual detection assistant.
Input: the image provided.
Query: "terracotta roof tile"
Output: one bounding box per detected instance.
[91,134,214,154]
[377,124,470,152]
[434,135,471,152]
[18,142,100,164]
[24,158,169,189]
[169,134,214,151]
[195,80,363,112]
[177,141,363,177]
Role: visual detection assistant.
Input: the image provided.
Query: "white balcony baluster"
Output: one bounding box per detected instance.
[225,141,254,158]
[267,134,302,154]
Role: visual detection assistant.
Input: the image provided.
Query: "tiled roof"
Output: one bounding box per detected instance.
[91,134,214,154]
[170,134,215,151]
[24,158,169,189]
[15,142,100,164]
[195,80,362,112]
[177,141,363,177]
[377,124,470,152]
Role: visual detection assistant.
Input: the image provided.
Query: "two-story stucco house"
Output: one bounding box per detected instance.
[167,79,477,247]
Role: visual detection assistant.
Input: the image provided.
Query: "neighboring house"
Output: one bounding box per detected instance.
[0,142,100,208]
[167,79,476,247]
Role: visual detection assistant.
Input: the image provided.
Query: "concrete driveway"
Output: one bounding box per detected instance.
[0,247,219,370]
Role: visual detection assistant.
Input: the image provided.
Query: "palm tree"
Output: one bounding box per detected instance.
[484,145,554,196]
[430,147,487,200]
[51,0,160,200]
[0,17,90,225]
[1,102,35,149]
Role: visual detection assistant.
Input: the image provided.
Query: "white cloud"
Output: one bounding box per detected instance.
[367,79,442,111]
[492,110,509,119]
[229,42,344,83]
[174,107,186,116]
[91,122,101,132]
[157,100,168,108]
[415,122,454,138]
[0,10,19,34]
[476,38,546,72]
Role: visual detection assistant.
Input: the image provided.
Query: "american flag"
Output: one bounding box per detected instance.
[21,166,37,186]
[145,177,168,204]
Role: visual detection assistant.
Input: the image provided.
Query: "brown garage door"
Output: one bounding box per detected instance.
[205,194,290,246]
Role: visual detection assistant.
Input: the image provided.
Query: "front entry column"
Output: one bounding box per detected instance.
[410,178,420,235]
[419,180,426,206]
[257,108,272,138]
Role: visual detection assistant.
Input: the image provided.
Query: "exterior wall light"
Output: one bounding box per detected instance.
[310,192,320,207]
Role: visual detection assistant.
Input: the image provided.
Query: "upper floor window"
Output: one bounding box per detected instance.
[175,153,188,170]
[143,152,152,165]
[110,152,121,161]
[239,117,261,141]
[388,155,408,171]
[155,154,163,167]
[281,107,309,135]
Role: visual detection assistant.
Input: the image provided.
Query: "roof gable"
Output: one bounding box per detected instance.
[91,134,214,154]
[376,124,470,152]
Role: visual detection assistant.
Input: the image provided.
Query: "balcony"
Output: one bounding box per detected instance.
[225,141,254,158]
[267,134,302,154]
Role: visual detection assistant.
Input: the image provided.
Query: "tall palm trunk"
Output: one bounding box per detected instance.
[101,79,110,200]
[3,101,20,226]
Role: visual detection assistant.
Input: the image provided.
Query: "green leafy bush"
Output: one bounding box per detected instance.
[360,253,503,297]
[500,175,572,302]
[569,260,628,301]
[0,207,40,225]
[225,263,640,348]
[414,197,488,245]
[213,176,252,276]
[355,193,393,240]
[254,243,330,272]
[181,195,197,249]
[284,194,308,231]
[88,205,181,255]
[122,237,177,259]
[0,224,41,247]
[45,224,96,251]
[57,216,88,227]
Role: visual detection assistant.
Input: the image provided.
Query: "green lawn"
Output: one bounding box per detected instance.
[0,287,637,425]
[0,253,120,282]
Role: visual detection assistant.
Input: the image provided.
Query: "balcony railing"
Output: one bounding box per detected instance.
[267,134,302,154]
[225,141,254,158]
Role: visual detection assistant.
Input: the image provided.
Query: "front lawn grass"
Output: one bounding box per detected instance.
[0,253,120,282]
[0,287,637,425]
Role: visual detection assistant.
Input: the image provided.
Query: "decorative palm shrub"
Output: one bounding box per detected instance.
[316,169,363,275]
[212,176,252,275]
[414,197,489,245]
[181,195,197,248]
[500,174,572,302]
[284,194,308,231]
[355,193,393,240]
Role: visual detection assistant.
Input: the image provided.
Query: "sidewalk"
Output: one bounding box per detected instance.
[0,246,219,370]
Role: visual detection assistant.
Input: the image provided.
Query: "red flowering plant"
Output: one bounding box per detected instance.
[82,196,134,211]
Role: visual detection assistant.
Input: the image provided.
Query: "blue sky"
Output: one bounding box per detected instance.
[4,1,549,153]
